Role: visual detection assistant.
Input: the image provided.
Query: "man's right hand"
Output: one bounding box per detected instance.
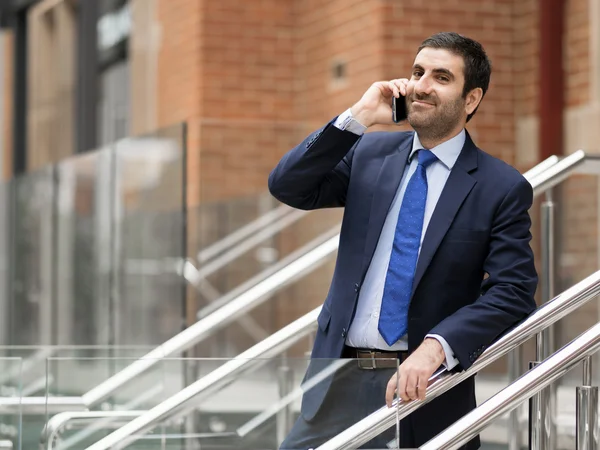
[350,79,408,128]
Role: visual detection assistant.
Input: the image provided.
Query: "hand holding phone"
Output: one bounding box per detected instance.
[350,79,409,127]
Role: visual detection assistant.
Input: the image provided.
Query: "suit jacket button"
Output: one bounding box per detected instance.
[354,283,359,292]
[342,328,347,338]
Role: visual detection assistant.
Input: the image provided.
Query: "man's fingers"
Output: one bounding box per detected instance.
[406,371,419,400]
[392,78,409,96]
[397,369,410,402]
[385,374,398,408]
[388,81,400,98]
[417,375,428,401]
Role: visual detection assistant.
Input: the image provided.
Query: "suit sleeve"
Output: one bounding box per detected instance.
[428,177,538,370]
[268,120,362,210]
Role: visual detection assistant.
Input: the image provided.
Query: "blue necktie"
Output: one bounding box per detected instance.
[378,149,438,346]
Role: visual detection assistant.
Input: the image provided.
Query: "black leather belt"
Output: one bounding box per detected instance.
[343,346,409,369]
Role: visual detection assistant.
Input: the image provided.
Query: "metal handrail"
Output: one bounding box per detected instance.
[84,308,322,449]
[86,270,600,450]
[315,270,600,449]
[7,154,564,419]
[0,397,86,415]
[44,385,164,450]
[45,411,145,450]
[197,226,339,319]
[28,153,589,443]
[421,322,600,450]
[190,208,308,282]
[196,204,297,263]
[68,154,588,446]
[203,156,565,437]
[524,155,560,179]
[529,149,586,195]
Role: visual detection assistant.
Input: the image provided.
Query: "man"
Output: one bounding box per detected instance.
[268,32,537,449]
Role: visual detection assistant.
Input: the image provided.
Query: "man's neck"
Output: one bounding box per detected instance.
[416,126,465,150]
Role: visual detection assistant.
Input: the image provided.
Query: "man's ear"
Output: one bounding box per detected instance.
[465,88,484,116]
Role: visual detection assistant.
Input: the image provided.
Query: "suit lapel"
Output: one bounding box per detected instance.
[410,133,479,297]
[360,135,413,276]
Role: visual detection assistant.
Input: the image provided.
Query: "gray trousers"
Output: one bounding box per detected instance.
[280,364,403,449]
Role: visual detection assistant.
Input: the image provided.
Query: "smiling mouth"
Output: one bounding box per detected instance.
[413,100,435,107]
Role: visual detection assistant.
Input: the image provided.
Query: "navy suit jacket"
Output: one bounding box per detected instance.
[268,120,537,445]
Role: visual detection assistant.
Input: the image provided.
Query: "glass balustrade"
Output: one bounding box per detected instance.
[0,347,153,450]
[0,358,23,450]
[0,121,340,357]
[42,357,400,450]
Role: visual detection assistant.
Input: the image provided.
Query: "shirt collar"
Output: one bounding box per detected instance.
[409,129,466,170]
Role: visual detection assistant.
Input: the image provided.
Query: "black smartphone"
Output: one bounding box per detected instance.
[392,95,407,123]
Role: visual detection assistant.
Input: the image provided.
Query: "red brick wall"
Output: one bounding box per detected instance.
[514,0,539,119]
[294,0,385,124]
[565,0,590,108]
[156,0,203,207]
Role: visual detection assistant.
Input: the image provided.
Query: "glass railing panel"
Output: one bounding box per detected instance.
[113,124,186,347]
[44,357,208,449]
[54,147,114,347]
[0,347,154,450]
[48,357,400,450]
[0,180,9,348]
[0,346,154,398]
[7,167,55,347]
[45,356,184,408]
[0,357,23,450]
[2,124,187,351]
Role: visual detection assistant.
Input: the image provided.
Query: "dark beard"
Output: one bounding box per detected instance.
[407,95,465,144]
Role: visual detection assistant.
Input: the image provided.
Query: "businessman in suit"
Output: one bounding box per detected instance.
[268,32,537,449]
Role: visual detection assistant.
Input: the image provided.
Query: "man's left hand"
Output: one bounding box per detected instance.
[385,338,446,407]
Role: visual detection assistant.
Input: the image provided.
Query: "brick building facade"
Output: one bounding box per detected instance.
[0,0,598,359]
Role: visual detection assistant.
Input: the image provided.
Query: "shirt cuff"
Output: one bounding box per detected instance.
[333,108,368,136]
[426,334,460,371]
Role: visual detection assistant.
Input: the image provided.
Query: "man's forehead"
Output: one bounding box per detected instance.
[413,48,464,74]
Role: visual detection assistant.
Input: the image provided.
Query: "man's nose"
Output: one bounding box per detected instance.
[414,76,433,96]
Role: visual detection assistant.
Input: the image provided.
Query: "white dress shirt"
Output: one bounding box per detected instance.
[333,108,463,370]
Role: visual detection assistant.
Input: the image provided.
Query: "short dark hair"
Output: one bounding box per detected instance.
[418,32,491,122]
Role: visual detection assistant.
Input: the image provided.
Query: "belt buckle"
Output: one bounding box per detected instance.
[357,350,377,370]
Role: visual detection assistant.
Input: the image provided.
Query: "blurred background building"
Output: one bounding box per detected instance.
[0,0,597,448]
[0,0,596,345]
